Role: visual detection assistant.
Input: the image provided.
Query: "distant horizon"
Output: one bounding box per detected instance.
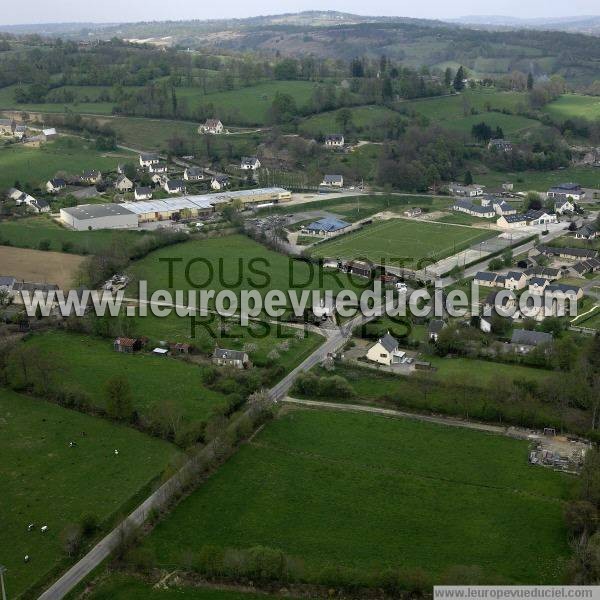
[1,4,600,28]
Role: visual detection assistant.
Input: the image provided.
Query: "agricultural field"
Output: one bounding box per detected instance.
[298,105,399,137]
[16,331,231,425]
[88,574,283,599]
[128,234,369,303]
[0,216,145,255]
[399,89,529,124]
[141,408,572,584]
[310,218,496,267]
[441,111,541,137]
[473,166,600,192]
[0,245,85,288]
[544,94,600,121]
[0,387,180,598]
[0,136,132,190]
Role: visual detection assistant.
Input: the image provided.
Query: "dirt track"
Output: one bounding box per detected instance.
[0,245,84,289]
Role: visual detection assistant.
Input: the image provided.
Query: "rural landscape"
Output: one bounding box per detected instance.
[2,4,600,600]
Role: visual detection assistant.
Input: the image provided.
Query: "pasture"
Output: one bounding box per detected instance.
[141,408,572,584]
[0,137,130,189]
[0,245,85,288]
[299,105,399,137]
[0,216,144,255]
[0,387,180,598]
[310,218,495,267]
[441,111,540,137]
[474,166,600,192]
[16,331,231,425]
[544,94,600,121]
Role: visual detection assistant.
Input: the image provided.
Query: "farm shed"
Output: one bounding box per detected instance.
[60,204,138,231]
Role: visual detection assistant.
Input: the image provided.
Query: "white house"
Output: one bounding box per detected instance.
[525,210,557,226]
[554,198,575,214]
[212,348,249,369]
[164,179,186,195]
[211,175,230,191]
[8,188,49,213]
[497,214,528,229]
[139,153,160,168]
[184,167,204,181]
[199,119,224,135]
[366,332,405,366]
[42,128,57,140]
[240,156,261,170]
[324,134,345,148]
[149,162,168,174]
[452,199,495,218]
[493,200,517,216]
[134,187,153,201]
[449,182,484,197]
[321,174,344,188]
[528,277,550,295]
[46,178,66,194]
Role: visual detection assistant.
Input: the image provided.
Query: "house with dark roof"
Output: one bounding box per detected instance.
[473,271,499,287]
[240,156,261,170]
[81,170,101,185]
[497,213,528,228]
[452,199,495,218]
[554,198,575,214]
[366,332,406,365]
[324,134,345,148]
[537,245,598,260]
[504,271,527,291]
[321,174,344,188]
[184,167,204,181]
[493,200,517,216]
[115,175,134,192]
[524,266,561,280]
[547,183,585,202]
[449,182,485,197]
[164,179,186,195]
[0,276,16,293]
[211,175,230,191]
[134,187,153,201]
[139,153,160,167]
[482,290,517,315]
[570,258,600,277]
[528,277,550,295]
[428,319,447,342]
[212,348,250,369]
[488,139,513,152]
[149,162,168,174]
[510,329,553,353]
[546,283,584,300]
[304,217,351,236]
[46,178,66,194]
[347,260,372,278]
[575,223,598,240]
[525,210,557,226]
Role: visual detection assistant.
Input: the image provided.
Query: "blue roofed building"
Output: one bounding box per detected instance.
[304,217,351,236]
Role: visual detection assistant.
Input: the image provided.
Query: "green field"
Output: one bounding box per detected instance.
[129,234,369,303]
[0,387,180,598]
[0,137,131,190]
[442,111,541,136]
[16,331,230,425]
[474,166,600,192]
[141,408,572,584]
[400,89,529,122]
[88,573,282,599]
[0,216,144,254]
[299,105,399,137]
[544,94,600,121]
[310,218,495,267]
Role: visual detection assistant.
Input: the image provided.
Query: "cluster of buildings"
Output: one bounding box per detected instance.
[6,188,50,213]
[59,187,292,230]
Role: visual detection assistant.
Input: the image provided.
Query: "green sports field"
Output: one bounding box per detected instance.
[0,388,180,598]
[141,408,572,584]
[310,218,496,267]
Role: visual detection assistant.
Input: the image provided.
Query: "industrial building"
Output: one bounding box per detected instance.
[60,188,292,230]
[60,204,139,231]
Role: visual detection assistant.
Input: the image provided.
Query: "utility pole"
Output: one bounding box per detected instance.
[0,565,7,600]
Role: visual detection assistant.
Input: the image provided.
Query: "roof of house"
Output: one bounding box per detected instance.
[474,271,497,282]
[325,134,344,142]
[0,276,16,287]
[538,245,597,259]
[549,183,581,192]
[213,347,247,361]
[140,152,159,161]
[185,167,203,176]
[501,214,528,223]
[429,319,446,334]
[554,197,573,207]
[116,174,132,184]
[524,266,560,278]
[82,169,100,179]
[115,337,137,347]
[165,179,185,191]
[489,138,512,147]
[484,290,513,307]
[506,271,525,280]
[511,329,553,347]
[379,332,399,353]
[546,283,582,295]
[305,217,350,233]
[204,119,222,127]
[525,209,551,220]
[135,186,152,196]
[578,223,598,237]
[49,178,66,187]
[323,174,343,184]
[529,277,549,287]
[240,156,259,165]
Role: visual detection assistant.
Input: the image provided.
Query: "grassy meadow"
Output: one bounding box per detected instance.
[140,408,572,584]
[0,387,180,598]
[544,94,600,121]
[299,105,399,137]
[0,137,131,190]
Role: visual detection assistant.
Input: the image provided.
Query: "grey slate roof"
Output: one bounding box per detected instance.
[511,329,553,347]
[474,271,497,282]
[62,203,135,221]
[379,332,399,353]
[429,319,446,334]
[213,348,247,361]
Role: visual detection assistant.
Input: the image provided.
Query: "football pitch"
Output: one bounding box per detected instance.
[310,218,496,267]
